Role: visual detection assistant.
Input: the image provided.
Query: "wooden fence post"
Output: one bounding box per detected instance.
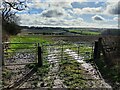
[2,43,4,66]
[94,41,100,60]
[99,38,110,65]
[78,45,80,59]
[38,43,42,67]
[91,42,94,59]
[61,44,63,60]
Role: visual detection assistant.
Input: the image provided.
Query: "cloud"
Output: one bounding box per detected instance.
[47,0,86,3]
[113,17,120,22]
[92,15,105,21]
[26,1,73,15]
[17,13,84,27]
[40,7,72,18]
[26,0,87,11]
[18,13,118,28]
[105,1,120,15]
[82,7,102,14]
[108,3,120,14]
[16,0,118,28]
[46,2,72,8]
[107,0,120,2]
[113,17,118,21]
[41,9,63,18]
[73,7,102,14]
[85,0,106,1]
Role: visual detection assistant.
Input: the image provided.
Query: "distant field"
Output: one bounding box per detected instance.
[44,35,103,43]
[10,35,52,44]
[68,29,101,35]
[8,35,99,51]
[8,35,53,51]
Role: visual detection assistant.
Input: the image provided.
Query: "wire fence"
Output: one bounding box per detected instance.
[2,42,94,89]
[2,42,38,66]
[42,43,94,62]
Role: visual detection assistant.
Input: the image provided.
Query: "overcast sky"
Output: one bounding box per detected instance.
[15,0,120,28]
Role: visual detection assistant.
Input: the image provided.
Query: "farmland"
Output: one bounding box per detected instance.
[20,27,103,36]
[68,29,101,35]
[2,0,120,89]
[2,30,120,89]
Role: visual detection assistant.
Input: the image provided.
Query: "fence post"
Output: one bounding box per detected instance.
[78,45,80,59]
[38,43,42,67]
[91,42,94,59]
[94,41,100,60]
[99,38,110,65]
[2,43,4,66]
[61,44,63,60]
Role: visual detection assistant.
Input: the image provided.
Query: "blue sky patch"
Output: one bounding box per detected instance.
[28,8,43,14]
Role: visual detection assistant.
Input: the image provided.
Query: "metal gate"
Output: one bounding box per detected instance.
[2,42,94,89]
[42,43,94,62]
[2,42,38,66]
[2,42,38,89]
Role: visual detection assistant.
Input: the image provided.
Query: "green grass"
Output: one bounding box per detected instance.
[69,30,100,35]
[5,35,52,52]
[10,35,52,44]
[59,59,87,88]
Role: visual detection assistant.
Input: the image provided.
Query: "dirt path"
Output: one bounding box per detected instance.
[64,49,112,88]
[45,47,67,88]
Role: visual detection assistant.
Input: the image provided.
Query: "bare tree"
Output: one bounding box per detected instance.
[2,0,27,36]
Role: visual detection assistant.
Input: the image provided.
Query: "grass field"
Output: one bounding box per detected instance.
[68,29,101,35]
[7,35,53,50]
[9,35,52,44]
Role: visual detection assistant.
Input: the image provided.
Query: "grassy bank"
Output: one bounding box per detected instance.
[95,57,120,89]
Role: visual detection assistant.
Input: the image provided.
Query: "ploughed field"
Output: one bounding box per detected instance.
[43,35,119,43]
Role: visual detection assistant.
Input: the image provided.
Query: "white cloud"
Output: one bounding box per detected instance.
[113,17,120,22]
[17,13,84,27]
[41,8,64,18]
[73,8,82,14]
[40,7,72,18]
[73,7,103,15]
[92,15,105,21]
[107,0,120,3]
[4,0,18,2]
[26,0,87,10]
[26,1,72,12]
[82,7,102,14]
[17,13,118,28]
[105,1,120,15]
[85,0,119,2]
[113,17,118,21]
[47,0,86,3]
